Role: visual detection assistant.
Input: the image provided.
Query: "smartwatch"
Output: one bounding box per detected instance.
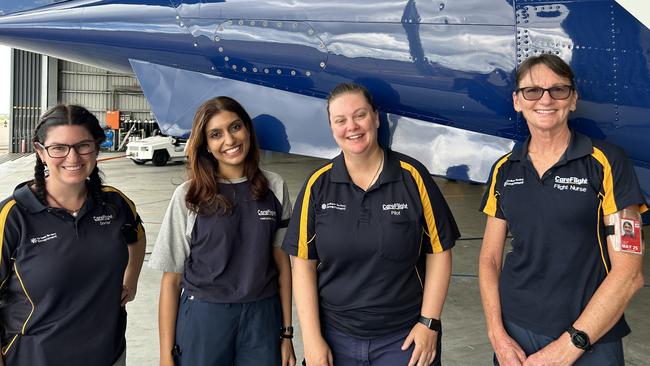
[418,316,441,332]
[567,326,592,351]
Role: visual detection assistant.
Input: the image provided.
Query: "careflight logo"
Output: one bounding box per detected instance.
[553,176,588,192]
[30,233,58,244]
[94,214,114,226]
[383,202,408,216]
[257,209,277,221]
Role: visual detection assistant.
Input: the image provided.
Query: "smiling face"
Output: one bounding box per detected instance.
[513,63,577,135]
[35,124,98,189]
[623,221,634,236]
[204,110,251,179]
[328,91,380,157]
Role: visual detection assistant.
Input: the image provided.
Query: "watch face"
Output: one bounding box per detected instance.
[572,332,589,348]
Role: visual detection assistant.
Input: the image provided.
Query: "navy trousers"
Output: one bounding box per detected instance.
[494,319,624,366]
[315,325,442,366]
[174,292,282,366]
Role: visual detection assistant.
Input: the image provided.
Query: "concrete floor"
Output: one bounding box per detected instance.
[0,151,648,365]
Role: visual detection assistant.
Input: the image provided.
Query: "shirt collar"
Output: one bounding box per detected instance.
[13,180,97,217]
[330,148,403,185]
[509,130,593,163]
[13,181,48,214]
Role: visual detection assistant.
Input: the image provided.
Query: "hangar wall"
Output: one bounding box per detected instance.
[9,49,154,153]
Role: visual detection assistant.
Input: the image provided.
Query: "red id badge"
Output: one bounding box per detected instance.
[620,218,642,254]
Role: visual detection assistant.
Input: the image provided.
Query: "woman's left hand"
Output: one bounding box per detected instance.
[280,339,297,366]
[402,322,438,366]
[523,334,581,366]
[120,283,137,306]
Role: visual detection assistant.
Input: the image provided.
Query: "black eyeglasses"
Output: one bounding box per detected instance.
[515,85,574,101]
[36,140,97,158]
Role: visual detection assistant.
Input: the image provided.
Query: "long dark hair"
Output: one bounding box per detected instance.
[32,104,106,205]
[185,96,268,215]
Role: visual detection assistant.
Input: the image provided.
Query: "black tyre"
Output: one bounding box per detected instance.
[152,150,170,166]
[132,159,146,165]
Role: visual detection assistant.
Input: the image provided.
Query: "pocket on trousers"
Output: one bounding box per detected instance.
[175,293,193,353]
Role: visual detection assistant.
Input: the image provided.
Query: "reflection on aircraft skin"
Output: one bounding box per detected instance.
[0,0,648,214]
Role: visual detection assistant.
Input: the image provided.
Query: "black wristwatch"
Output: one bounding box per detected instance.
[418,316,441,332]
[280,325,294,339]
[567,326,592,351]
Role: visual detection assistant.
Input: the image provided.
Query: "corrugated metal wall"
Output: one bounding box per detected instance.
[58,61,153,126]
[9,54,153,153]
[10,50,41,153]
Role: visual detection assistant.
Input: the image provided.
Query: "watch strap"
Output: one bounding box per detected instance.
[567,326,592,351]
[418,316,441,332]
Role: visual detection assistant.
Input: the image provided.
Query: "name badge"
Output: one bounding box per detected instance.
[620,218,642,255]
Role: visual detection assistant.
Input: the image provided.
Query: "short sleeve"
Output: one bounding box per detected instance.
[400,159,460,253]
[479,154,510,219]
[102,186,146,244]
[272,180,292,248]
[148,182,193,273]
[0,198,20,286]
[282,163,333,260]
[592,144,649,215]
[263,170,292,248]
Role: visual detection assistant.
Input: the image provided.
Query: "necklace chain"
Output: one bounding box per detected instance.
[47,193,82,217]
[366,152,384,190]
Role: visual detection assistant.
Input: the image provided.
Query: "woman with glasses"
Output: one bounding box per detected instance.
[149,96,295,366]
[479,54,647,365]
[0,105,146,366]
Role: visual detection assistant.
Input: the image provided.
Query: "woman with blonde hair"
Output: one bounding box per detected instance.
[284,83,459,366]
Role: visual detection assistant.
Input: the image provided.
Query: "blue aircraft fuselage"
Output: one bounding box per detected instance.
[0,0,649,207]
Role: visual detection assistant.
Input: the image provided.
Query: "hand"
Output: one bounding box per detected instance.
[523,334,582,366]
[120,284,137,306]
[303,336,333,366]
[401,323,438,366]
[491,332,527,366]
[281,339,297,366]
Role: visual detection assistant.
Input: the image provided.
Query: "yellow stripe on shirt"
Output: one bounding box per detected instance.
[590,147,617,215]
[0,200,17,271]
[482,154,511,217]
[102,186,145,240]
[2,262,36,356]
[298,163,333,259]
[400,161,443,253]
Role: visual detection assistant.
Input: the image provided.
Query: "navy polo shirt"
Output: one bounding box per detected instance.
[182,175,290,303]
[0,182,144,366]
[480,131,648,342]
[283,149,459,339]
